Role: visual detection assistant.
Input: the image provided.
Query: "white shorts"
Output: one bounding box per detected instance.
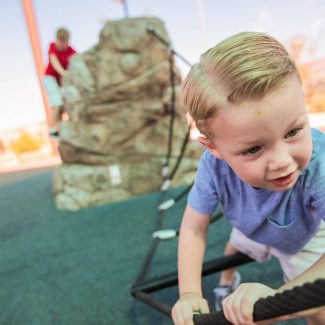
[230,220,325,281]
[42,75,63,107]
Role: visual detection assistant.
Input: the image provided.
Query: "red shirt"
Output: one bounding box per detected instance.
[45,42,76,85]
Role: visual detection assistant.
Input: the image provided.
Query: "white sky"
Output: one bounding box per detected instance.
[1,0,325,132]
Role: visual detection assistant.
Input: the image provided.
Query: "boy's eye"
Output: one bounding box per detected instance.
[242,145,261,156]
[285,128,301,139]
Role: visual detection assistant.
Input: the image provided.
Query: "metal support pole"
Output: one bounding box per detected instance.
[132,291,171,317]
[21,0,58,155]
[122,0,129,18]
[131,253,253,294]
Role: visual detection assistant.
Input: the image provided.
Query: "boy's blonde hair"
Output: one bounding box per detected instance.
[56,28,69,42]
[181,32,300,139]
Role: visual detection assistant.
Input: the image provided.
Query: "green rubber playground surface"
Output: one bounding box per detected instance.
[0,169,305,324]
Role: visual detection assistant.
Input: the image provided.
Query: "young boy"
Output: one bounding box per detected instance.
[43,28,76,137]
[171,32,325,325]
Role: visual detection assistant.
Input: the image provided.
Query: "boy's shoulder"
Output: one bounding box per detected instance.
[310,128,325,161]
[200,149,234,178]
[301,128,325,186]
[201,149,226,167]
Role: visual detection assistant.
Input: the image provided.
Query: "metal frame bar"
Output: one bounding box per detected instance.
[131,253,253,317]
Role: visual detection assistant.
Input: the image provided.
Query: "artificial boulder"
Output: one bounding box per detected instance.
[53,16,203,210]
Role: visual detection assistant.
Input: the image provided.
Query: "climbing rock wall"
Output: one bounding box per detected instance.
[53,17,203,210]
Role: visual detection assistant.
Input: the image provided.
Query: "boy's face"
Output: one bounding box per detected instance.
[201,76,312,192]
[55,39,69,51]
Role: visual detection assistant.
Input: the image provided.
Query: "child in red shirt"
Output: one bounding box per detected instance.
[43,28,76,137]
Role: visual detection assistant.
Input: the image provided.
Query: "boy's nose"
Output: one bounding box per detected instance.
[267,146,293,172]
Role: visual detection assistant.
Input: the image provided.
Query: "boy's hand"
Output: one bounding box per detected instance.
[222,283,276,325]
[171,293,209,325]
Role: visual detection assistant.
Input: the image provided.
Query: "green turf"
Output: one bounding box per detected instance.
[0,170,305,324]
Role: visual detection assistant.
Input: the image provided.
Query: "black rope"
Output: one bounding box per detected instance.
[194,279,325,325]
[168,125,191,181]
[133,24,193,291]
[115,118,157,146]
[134,191,167,283]
[134,49,187,283]
[173,181,193,204]
[146,25,192,67]
[146,24,192,182]
[134,134,191,278]
[163,51,177,174]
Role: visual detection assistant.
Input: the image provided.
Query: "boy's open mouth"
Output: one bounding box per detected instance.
[270,172,294,187]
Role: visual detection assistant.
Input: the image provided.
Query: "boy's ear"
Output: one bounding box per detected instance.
[198,136,223,159]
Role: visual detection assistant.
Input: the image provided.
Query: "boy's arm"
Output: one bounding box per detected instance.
[172,204,210,325]
[178,204,210,297]
[222,253,325,324]
[49,54,67,77]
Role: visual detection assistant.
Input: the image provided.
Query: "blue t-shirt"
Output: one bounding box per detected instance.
[188,128,325,255]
